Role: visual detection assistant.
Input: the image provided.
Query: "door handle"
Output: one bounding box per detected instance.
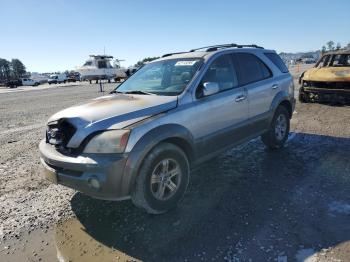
[235,95,246,102]
[272,84,279,89]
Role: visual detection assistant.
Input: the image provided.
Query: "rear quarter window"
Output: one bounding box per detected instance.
[264,53,289,73]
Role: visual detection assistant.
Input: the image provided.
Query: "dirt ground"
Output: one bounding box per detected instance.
[0,75,349,262]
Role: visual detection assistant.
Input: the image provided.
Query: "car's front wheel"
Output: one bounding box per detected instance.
[261,105,290,150]
[131,143,190,214]
[298,86,309,103]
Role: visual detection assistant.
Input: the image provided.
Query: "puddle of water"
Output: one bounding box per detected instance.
[55,218,141,262]
[0,218,141,262]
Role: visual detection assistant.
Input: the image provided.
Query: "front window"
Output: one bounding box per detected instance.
[97,60,108,69]
[115,58,202,96]
[83,61,92,66]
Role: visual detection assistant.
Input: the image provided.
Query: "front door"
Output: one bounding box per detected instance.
[187,54,249,158]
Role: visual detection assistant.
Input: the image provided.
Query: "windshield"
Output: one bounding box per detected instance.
[330,54,350,67]
[316,54,350,68]
[115,58,202,96]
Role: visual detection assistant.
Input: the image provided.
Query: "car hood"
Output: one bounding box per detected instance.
[48,94,178,148]
[303,67,350,82]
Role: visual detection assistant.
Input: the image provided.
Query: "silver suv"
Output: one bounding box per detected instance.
[40,44,295,214]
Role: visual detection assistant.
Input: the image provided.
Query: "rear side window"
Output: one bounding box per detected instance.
[264,53,289,73]
[234,53,272,86]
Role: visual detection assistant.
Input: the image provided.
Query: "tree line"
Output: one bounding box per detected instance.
[134,57,160,67]
[321,41,350,53]
[0,58,26,83]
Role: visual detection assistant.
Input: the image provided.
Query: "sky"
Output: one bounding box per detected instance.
[0,0,349,72]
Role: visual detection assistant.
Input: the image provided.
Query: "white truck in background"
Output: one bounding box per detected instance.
[21,78,40,86]
[48,73,67,84]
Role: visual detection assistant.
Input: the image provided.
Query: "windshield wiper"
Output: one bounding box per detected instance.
[124,90,154,95]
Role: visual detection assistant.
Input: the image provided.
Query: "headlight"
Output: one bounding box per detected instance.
[83,130,130,154]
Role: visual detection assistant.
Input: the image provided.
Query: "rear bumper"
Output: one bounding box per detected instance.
[39,139,130,200]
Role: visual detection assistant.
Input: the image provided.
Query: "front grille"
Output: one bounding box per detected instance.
[305,81,350,90]
[47,120,76,148]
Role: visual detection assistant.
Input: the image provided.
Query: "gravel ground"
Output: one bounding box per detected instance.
[0,78,349,262]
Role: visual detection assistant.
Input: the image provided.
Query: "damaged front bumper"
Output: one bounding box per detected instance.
[301,81,350,102]
[39,139,131,200]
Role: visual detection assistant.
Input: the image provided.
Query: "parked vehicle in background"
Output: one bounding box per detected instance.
[21,78,40,86]
[39,44,295,214]
[299,50,350,103]
[6,79,22,88]
[48,73,67,84]
[125,66,139,78]
[66,72,81,83]
[302,57,317,64]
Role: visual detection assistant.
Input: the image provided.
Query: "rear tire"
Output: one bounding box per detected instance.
[261,106,290,150]
[131,143,190,214]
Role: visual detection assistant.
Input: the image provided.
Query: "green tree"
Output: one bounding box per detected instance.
[134,57,160,67]
[336,42,341,50]
[11,59,26,79]
[321,46,327,54]
[326,41,335,51]
[0,58,11,82]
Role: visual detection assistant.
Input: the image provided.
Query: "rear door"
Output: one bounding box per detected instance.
[233,53,274,133]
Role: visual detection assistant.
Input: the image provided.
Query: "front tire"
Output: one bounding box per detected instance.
[131,143,190,214]
[261,106,290,150]
[298,86,309,103]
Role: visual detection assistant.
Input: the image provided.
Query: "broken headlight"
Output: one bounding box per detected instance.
[83,130,130,154]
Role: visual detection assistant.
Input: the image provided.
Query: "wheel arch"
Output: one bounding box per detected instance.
[121,124,195,196]
[270,91,293,119]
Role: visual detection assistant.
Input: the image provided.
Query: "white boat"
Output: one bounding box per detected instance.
[77,55,127,83]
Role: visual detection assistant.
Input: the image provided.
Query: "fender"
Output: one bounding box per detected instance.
[120,124,194,196]
[268,90,293,123]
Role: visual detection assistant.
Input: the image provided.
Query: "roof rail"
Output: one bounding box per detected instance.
[161,52,188,58]
[161,44,264,58]
[189,43,264,52]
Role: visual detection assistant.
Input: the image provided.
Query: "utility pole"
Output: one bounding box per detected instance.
[99,79,104,92]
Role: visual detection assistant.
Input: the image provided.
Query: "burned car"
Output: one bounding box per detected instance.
[299,51,350,103]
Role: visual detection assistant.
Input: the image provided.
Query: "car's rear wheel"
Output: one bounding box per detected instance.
[261,106,290,150]
[131,143,190,214]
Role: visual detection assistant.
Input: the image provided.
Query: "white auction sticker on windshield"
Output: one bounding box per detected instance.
[175,61,197,66]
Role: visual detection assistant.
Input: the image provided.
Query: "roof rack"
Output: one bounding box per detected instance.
[189,43,264,52]
[162,52,189,58]
[161,44,264,58]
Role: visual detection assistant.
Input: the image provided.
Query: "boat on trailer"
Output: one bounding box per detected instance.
[77,55,127,83]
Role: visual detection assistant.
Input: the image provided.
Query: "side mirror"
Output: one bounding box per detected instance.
[202,82,219,97]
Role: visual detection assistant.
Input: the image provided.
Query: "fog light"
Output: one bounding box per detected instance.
[88,177,101,190]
